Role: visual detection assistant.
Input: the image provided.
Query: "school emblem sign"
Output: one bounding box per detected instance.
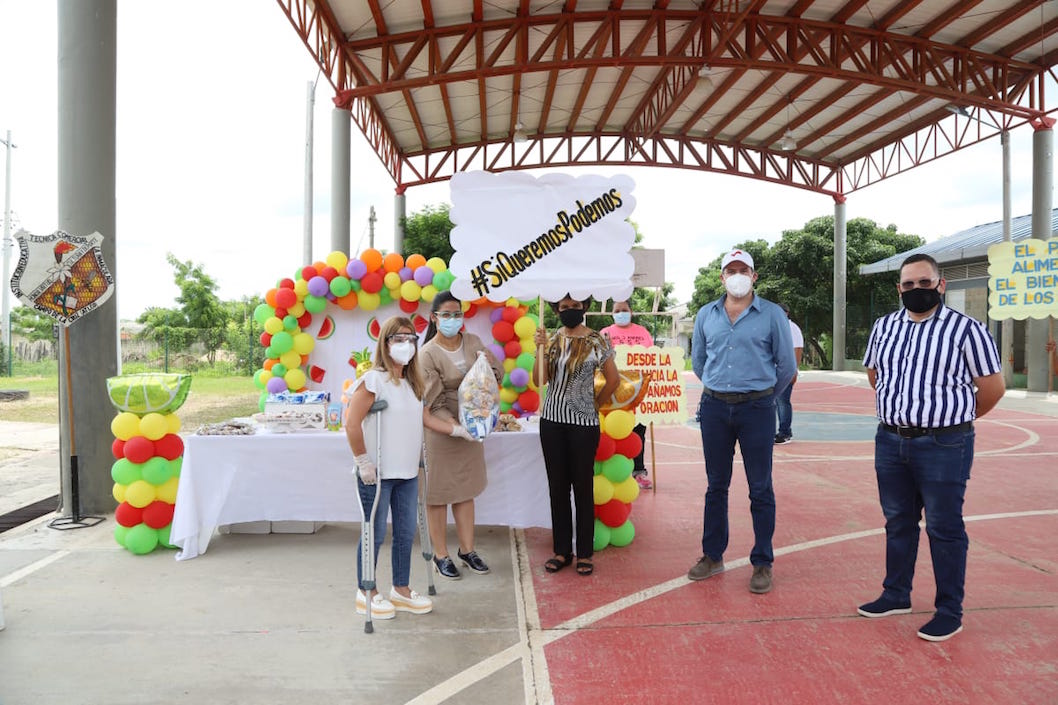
[11,230,115,326]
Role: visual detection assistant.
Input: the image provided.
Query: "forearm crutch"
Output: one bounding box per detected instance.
[417,442,436,596]
[360,398,388,634]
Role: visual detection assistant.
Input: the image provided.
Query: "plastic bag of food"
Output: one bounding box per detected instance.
[458,352,501,441]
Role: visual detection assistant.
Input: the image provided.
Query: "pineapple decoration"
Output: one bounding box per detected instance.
[348,347,374,378]
[106,374,191,555]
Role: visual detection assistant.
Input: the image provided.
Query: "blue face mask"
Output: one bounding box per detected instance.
[438,317,464,337]
[613,311,632,326]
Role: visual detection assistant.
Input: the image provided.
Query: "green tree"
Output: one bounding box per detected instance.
[11,305,57,342]
[220,296,265,374]
[164,253,229,365]
[136,306,197,351]
[401,204,454,262]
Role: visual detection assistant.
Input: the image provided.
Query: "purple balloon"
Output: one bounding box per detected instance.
[346,259,367,280]
[326,291,337,301]
[413,266,434,286]
[490,306,504,323]
[488,343,505,361]
[398,266,413,282]
[266,376,287,393]
[509,367,530,388]
[307,276,329,297]
[512,402,524,414]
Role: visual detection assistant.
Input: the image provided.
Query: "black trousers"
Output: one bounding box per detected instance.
[539,419,600,559]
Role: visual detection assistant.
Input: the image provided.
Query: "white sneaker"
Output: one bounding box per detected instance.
[389,587,433,615]
[355,589,395,619]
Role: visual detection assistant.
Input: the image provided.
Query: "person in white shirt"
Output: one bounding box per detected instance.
[774,303,803,444]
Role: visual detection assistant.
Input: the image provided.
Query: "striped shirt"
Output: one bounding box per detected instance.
[862,304,1001,428]
[540,331,614,426]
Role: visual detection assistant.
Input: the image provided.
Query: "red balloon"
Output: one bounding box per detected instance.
[260,331,272,347]
[595,434,616,461]
[278,278,295,289]
[115,502,143,528]
[142,500,175,529]
[518,390,540,412]
[464,303,478,318]
[154,434,184,461]
[503,340,522,359]
[320,266,339,282]
[111,438,126,460]
[301,265,318,280]
[123,436,155,464]
[360,271,383,294]
[297,312,313,329]
[492,321,515,343]
[275,288,297,309]
[614,432,642,459]
[501,306,521,323]
[398,298,419,313]
[596,498,632,528]
[273,307,288,319]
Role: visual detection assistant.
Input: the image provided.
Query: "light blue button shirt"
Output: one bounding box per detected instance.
[691,294,796,395]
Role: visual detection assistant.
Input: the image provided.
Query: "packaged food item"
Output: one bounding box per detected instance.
[458,352,501,441]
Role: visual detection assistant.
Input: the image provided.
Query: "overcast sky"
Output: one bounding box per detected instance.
[1,1,1053,320]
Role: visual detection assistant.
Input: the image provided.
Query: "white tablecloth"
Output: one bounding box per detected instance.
[170,427,550,560]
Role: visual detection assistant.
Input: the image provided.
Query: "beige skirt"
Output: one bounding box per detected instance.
[423,428,487,504]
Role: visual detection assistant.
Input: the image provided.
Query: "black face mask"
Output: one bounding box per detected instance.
[901,286,942,314]
[558,308,585,329]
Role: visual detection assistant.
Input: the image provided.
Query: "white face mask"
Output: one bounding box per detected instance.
[389,342,416,365]
[724,273,753,298]
[613,311,632,326]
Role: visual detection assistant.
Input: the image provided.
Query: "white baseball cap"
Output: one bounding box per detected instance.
[721,249,754,270]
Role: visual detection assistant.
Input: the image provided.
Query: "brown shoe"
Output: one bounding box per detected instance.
[688,555,725,581]
[749,565,773,594]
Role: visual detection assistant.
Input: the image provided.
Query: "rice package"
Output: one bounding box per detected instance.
[458,352,501,441]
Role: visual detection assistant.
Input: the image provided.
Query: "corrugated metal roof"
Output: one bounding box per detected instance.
[859,208,1058,274]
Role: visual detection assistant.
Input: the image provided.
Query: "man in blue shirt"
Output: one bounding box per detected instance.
[688,249,795,594]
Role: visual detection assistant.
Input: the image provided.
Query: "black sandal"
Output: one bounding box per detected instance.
[544,554,573,573]
[576,560,594,576]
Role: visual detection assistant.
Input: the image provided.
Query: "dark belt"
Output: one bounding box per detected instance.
[879,421,973,438]
[701,386,774,404]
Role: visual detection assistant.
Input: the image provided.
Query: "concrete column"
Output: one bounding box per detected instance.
[1000,130,1014,387]
[331,107,351,255]
[832,197,847,371]
[394,187,406,254]
[1027,119,1054,393]
[57,0,118,513]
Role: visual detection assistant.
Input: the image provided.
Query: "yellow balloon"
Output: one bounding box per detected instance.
[503,358,516,373]
[156,476,180,504]
[593,475,615,505]
[358,291,380,311]
[260,370,273,385]
[426,257,446,273]
[110,412,140,441]
[125,479,157,508]
[505,297,520,308]
[599,412,606,427]
[603,409,635,440]
[528,376,538,391]
[285,367,307,390]
[326,251,349,271]
[139,413,168,441]
[499,387,518,404]
[400,280,422,302]
[264,317,284,335]
[112,482,126,503]
[293,279,309,297]
[166,413,182,435]
[519,337,536,355]
[460,300,471,312]
[383,271,402,290]
[288,301,306,316]
[612,475,641,504]
[292,333,315,355]
[280,349,301,370]
[513,317,537,339]
[420,285,438,302]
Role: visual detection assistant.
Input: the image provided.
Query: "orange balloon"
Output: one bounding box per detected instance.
[263,358,276,371]
[360,248,383,272]
[405,253,427,269]
[264,288,279,307]
[300,354,310,366]
[383,252,405,273]
[336,291,359,310]
[312,260,327,273]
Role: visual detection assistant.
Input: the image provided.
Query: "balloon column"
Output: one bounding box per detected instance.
[105,373,191,555]
[483,302,541,417]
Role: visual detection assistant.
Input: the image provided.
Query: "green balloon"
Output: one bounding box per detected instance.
[283,315,299,331]
[499,400,512,412]
[330,276,351,297]
[141,456,172,486]
[609,519,635,547]
[349,278,362,292]
[502,372,511,387]
[111,458,141,485]
[593,519,611,552]
[271,331,294,354]
[157,524,176,549]
[271,363,287,378]
[515,352,535,370]
[124,523,160,555]
[114,524,129,547]
[258,390,268,412]
[304,294,327,314]
[253,369,267,390]
[264,345,277,359]
[253,303,274,325]
[601,454,633,484]
[593,460,602,476]
[379,287,393,304]
[169,457,183,478]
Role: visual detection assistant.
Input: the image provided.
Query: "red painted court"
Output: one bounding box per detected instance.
[523,375,1058,705]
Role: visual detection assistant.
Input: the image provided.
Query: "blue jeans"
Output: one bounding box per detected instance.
[873,426,974,620]
[776,382,793,437]
[356,475,418,590]
[698,393,777,566]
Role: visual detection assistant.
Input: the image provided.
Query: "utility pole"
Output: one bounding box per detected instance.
[1,130,15,377]
[368,205,376,250]
[303,80,315,266]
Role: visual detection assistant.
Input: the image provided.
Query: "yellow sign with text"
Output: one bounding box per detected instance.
[987,238,1058,320]
[614,345,688,425]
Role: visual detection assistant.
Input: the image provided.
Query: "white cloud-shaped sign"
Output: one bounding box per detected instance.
[449,171,636,303]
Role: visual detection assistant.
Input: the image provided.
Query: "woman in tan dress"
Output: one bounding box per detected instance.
[420,291,504,579]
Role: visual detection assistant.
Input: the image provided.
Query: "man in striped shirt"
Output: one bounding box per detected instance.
[859,253,1004,642]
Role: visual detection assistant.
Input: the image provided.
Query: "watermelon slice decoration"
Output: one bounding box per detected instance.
[317,314,335,340]
[412,313,429,334]
[309,365,326,383]
[367,317,381,341]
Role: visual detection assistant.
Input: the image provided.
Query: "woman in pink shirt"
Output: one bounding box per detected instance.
[599,300,653,489]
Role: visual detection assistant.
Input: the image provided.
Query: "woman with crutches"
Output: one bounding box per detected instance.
[345,316,434,624]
